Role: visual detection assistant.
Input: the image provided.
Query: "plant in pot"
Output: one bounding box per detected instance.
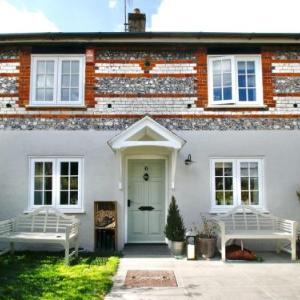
[164,196,186,256]
[194,214,218,259]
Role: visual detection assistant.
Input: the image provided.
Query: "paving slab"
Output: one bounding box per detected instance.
[106,252,300,300]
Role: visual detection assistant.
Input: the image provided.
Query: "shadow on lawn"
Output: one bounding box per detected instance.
[0,251,120,300]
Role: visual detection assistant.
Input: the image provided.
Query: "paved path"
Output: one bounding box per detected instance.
[106,253,300,300]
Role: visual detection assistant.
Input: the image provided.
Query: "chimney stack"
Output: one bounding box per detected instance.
[128,8,146,32]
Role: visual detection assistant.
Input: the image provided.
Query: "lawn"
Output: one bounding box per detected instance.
[0,252,119,300]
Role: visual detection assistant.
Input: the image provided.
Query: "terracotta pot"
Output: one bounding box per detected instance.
[169,241,185,256]
[197,237,216,259]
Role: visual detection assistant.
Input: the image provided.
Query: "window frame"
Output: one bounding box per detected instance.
[30,54,85,107]
[210,158,264,213]
[29,157,84,212]
[207,55,263,107]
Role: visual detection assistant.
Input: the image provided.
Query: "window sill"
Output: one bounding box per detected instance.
[26,105,87,110]
[209,207,269,214]
[205,105,268,111]
[24,208,86,214]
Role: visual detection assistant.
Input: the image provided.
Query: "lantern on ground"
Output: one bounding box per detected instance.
[186,231,197,260]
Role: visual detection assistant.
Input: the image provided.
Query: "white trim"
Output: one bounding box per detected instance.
[210,158,265,213]
[30,54,85,106]
[124,155,169,244]
[208,54,263,107]
[28,157,84,213]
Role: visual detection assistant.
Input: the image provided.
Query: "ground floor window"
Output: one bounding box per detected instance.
[29,157,83,211]
[210,158,264,212]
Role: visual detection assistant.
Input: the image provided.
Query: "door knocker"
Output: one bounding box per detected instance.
[143,166,149,181]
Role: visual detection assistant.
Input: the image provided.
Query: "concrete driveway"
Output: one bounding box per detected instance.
[106,253,300,300]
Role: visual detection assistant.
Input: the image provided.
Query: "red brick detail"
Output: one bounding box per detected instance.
[95,73,195,78]
[195,48,208,107]
[94,93,196,98]
[18,47,31,107]
[85,48,96,108]
[261,48,275,107]
[272,73,300,77]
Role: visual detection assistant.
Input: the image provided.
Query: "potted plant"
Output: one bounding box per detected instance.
[194,214,217,259]
[164,196,186,256]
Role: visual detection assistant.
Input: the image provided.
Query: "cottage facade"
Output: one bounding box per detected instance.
[1,31,300,251]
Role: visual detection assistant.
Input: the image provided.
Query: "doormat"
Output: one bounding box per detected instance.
[125,270,177,288]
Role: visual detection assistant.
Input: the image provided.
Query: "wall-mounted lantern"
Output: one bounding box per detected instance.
[186,231,197,260]
[185,154,195,166]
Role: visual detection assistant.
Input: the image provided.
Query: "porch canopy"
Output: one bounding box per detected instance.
[108,116,186,189]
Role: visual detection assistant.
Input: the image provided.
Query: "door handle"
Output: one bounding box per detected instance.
[128,199,131,207]
[138,206,154,211]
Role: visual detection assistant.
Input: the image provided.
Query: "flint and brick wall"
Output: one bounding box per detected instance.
[1,45,300,118]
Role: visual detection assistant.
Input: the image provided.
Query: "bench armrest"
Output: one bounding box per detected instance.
[215,220,226,237]
[65,222,80,240]
[277,218,298,235]
[0,219,14,235]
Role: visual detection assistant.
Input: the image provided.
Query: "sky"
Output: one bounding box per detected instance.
[1,0,300,33]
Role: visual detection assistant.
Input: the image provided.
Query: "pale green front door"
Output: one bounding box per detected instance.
[128,159,165,243]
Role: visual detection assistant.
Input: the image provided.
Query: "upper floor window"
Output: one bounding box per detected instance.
[208,55,262,106]
[30,55,85,106]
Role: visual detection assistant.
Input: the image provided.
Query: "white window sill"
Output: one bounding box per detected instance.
[210,207,269,214]
[24,208,86,214]
[206,104,267,109]
[26,105,86,108]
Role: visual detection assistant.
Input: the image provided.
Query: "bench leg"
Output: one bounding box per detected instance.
[75,237,79,258]
[10,242,14,255]
[276,240,281,254]
[291,239,297,261]
[65,241,70,265]
[221,239,226,262]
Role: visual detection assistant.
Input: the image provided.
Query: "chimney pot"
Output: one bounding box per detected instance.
[128,8,146,32]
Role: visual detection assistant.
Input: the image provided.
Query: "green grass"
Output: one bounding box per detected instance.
[0,252,120,300]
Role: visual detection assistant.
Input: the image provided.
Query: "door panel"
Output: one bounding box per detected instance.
[127,159,165,243]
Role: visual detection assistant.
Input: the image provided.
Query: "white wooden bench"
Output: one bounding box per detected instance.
[215,205,298,261]
[0,206,80,265]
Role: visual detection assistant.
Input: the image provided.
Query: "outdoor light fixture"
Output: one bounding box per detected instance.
[186,231,197,260]
[184,154,194,166]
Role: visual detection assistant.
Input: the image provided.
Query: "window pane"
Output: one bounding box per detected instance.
[62,61,70,74]
[241,177,249,190]
[238,75,246,87]
[60,191,68,205]
[71,75,79,87]
[213,74,221,87]
[34,177,43,190]
[216,192,224,205]
[45,89,53,101]
[60,177,69,190]
[250,163,258,176]
[37,75,45,88]
[225,177,233,190]
[247,61,255,73]
[70,162,78,175]
[71,61,79,73]
[215,177,223,190]
[35,162,43,176]
[70,177,78,190]
[45,177,52,190]
[36,89,44,101]
[241,191,249,204]
[224,163,232,176]
[239,89,247,101]
[37,61,45,74]
[247,75,255,87]
[61,88,69,101]
[250,177,259,190]
[213,88,222,101]
[62,75,70,87]
[223,73,231,86]
[225,192,233,205]
[46,61,54,74]
[61,162,69,175]
[238,61,246,74]
[248,89,256,101]
[223,87,232,100]
[251,191,259,205]
[46,75,54,88]
[222,60,231,72]
[44,163,52,175]
[34,191,43,205]
[44,191,52,205]
[70,89,79,101]
[70,191,78,205]
[215,163,223,176]
[213,60,221,73]
[240,163,248,176]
